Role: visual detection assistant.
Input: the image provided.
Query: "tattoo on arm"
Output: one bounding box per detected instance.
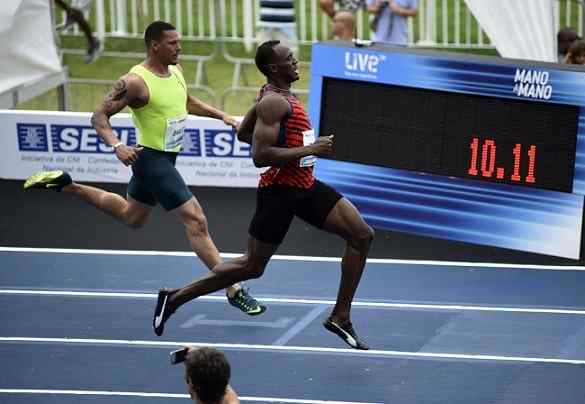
[103,79,129,114]
[92,78,132,132]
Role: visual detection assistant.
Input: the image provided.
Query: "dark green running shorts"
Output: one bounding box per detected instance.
[127,147,193,211]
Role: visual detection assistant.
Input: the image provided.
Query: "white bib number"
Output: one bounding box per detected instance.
[164,115,187,151]
[299,129,316,167]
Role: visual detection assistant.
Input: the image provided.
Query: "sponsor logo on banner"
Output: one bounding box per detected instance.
[344,51,386,80]
[182,129,203,156]
[513,69,553,100]
[50,124,136,153]
[17,123,49,151]
[17,123,136,153]
[203,129,250,157]
[182,129,251,157]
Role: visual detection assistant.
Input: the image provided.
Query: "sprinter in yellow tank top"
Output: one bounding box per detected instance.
[24,21,266,335]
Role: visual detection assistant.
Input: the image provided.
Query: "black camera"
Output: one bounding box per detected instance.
[170,347,189,365]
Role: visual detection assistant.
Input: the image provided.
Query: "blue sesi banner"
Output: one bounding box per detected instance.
[1,111,261,188]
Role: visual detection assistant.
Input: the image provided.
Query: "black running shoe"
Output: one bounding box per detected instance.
[323,318,369,350]
[227,287,267,316]
[23,170,72,192]
[153,289,175,336]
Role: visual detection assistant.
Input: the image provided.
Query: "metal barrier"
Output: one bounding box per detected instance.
[57,0,585,109]
[64,0,584,50]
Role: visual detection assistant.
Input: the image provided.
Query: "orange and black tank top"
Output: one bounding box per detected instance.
[257,84,315,189]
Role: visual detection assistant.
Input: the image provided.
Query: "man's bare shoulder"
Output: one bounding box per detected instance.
[256,93,290,123]
[120,73,146,90]
[118,73,148,106]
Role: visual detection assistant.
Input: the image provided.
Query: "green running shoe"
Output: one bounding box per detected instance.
[23,171,72,192]
[227,288,267,316]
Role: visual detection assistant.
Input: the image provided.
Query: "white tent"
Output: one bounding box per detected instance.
[0,0,68,109]
[464,0,557,62]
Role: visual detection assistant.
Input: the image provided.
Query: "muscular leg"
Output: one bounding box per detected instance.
[67,6,97,46]
[167,236,278,311]
[62,182,151,228]
[171,196,222,270]
[54,0,97,47]
[321,198,374,323]
[171,197,265,298]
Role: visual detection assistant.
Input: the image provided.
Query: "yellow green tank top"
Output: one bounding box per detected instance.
[128,64,187,153]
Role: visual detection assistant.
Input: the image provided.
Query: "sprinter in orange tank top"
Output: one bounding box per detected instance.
[157,41,374,349]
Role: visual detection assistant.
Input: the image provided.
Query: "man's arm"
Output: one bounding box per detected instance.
[389,0,418,17]
[91,75,145,166]
[252,94,333,167]
[367,0,385,13]
[236,103,257,144]
[186,95,240,130]
[174,64,239,130]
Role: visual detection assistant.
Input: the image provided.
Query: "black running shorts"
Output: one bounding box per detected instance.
[249,180,343,245]
[127,147,193,211]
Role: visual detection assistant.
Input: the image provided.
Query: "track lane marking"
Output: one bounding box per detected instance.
[1,289,584,315]
[1,336,584,365]
[1,246,584,270]
[0,389,382,404]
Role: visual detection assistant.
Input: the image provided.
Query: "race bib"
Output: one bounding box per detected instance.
[164,115,187,151]
[299,129,316,167]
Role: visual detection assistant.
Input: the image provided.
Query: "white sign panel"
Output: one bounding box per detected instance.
[0,110,262,187]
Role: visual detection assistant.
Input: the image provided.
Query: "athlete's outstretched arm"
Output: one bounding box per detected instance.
[252,94,334,167]
[91,75,145,166]
[174,63,239,131]
[186,95,239,130]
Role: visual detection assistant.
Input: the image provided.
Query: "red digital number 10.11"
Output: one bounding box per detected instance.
[467,137,536,184]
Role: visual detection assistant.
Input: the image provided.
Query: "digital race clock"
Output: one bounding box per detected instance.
[319,77,579,193]
[309,41,585,259]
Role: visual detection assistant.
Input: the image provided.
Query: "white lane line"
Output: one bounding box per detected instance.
[273,305,329,346]
[2,289,585,315]
[180,315,294,329]
[1,336,584,365]
[1,246,584,270]
[0,389,381,404]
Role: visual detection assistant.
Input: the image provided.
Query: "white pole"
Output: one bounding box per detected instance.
[418,0,436,46]
[95,0,105,41]
[243,0,253,51]
[115,0,127,35]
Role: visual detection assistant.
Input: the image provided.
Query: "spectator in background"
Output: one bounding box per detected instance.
[54,0,102,63]
[184,347,239,404]
[319,0,365,41]
[557,27,580,63]
[367,0,418,46]
[257,0,299,55]
[565,39,585,65]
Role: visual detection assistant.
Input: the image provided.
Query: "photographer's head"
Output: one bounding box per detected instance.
[184,347,231,404]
